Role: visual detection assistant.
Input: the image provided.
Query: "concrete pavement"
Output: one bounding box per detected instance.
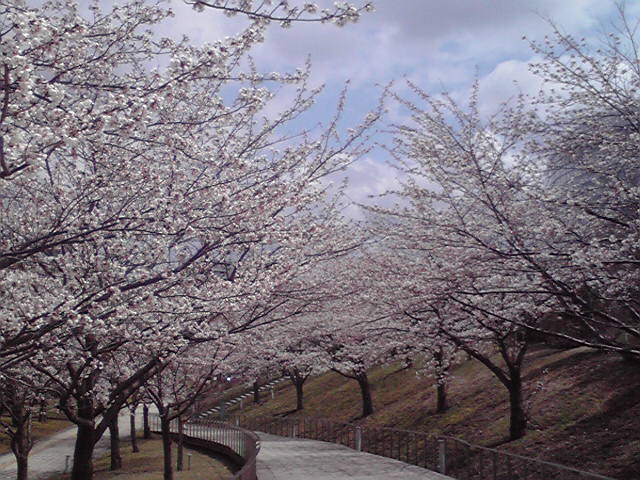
[0,417,454,480]
[256,433,453,480]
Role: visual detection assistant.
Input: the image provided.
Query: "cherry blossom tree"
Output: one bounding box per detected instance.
[189,0,374,26]
[237,317,328,411]
[291,253,408,419]
[517,8,640,357]
[0,367,53,480]
[347,246,463,414]
[0,0,377,369]
[376,10,640,378]
[368,8,640,444]
[125,390,144,453]
[277,327,327,412]
[381,317,460,413]
[217,220,370,412]
[145,344,227,480]
[366,82,556,440]
[316,310,409,419]
[29,334,168,479]
[1,1,378,479]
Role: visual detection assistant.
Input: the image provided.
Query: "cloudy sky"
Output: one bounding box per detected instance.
[165,0,636,217]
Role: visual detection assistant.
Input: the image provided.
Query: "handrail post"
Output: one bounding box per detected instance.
[437,438,447,475]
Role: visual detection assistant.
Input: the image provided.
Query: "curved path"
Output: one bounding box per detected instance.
[0,419,453,480]
[256,432,453,480]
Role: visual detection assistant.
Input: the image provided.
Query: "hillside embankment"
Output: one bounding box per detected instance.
[214,346,640,479]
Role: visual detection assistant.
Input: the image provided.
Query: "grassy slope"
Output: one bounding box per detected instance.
[226,346,640,479]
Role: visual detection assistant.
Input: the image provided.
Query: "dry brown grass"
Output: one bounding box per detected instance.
[49,436,235,480]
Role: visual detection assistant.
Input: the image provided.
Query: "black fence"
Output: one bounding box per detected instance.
[149,415,260,480]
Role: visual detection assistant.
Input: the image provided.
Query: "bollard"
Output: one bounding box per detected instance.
[355,426,362,452]
[437,439,447,475]
[271,387,275,399]
[292,424,298,438]
[64,455,70,473]
[187,453,192,470]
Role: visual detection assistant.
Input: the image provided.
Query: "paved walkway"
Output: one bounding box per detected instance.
[256,433,453,479]
[0,412,136,480]
[0,418,453,480]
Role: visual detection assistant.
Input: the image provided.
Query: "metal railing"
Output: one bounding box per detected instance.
[436,435,615,480]
[149,415,260,480]
[230,415,615,480]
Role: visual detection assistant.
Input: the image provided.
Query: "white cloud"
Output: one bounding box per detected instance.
[81,0,633,218]
[156,1,624,110]
[338,156,404,219]
[476,58,544,116]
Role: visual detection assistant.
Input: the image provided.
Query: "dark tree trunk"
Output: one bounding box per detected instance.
[10,402,31,480]
[15,454,28,480]
[288,369,307,411]
[71,422,96,480]
[38,398,47,423]
[444,328,530,442]
[436,381,448,413]
[434,347,448,413]
[176,416,184,472]
[356,373,374,418]
[253,381,260,404]
[130,410,140,453]
[143,404,151,439]
[109,416,122,470]
[160,416,173,480]
[507,371,527,441]
[294,379,304,411]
